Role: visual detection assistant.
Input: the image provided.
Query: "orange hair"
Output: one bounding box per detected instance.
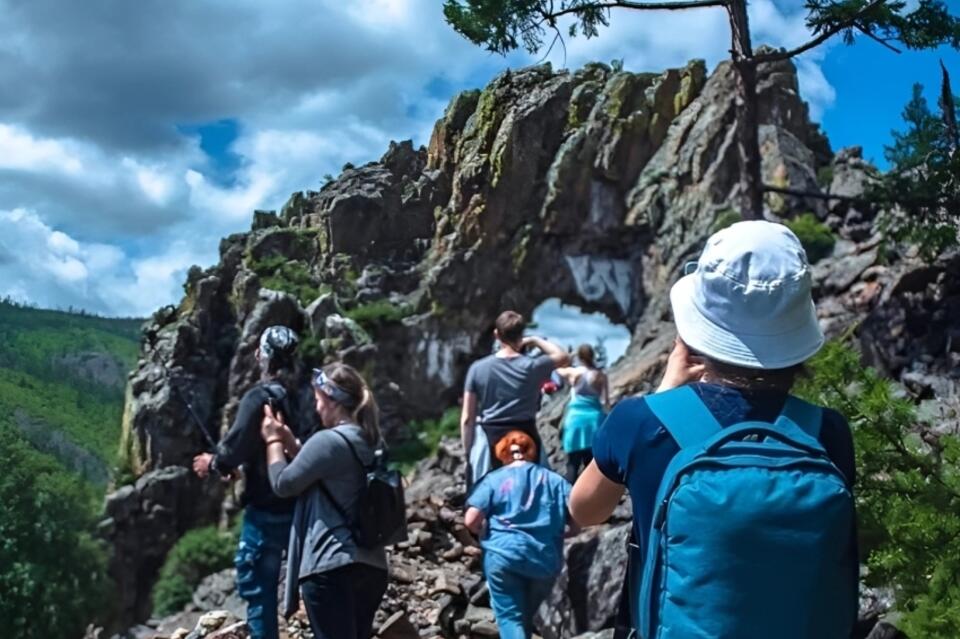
[494,430,538,465]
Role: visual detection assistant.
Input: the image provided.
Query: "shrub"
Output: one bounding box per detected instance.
[817,165,834,189]
[784,213,835,263]
[390,407,461,474]
[796,339,960,637]
[152,525,237,616]
[711,208,741,234]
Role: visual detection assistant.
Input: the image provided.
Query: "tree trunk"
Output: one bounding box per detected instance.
[726,0,764,220]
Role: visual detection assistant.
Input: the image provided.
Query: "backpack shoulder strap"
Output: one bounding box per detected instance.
[645,386,722,450]
[330,428,368,470]
[777,396,824,440]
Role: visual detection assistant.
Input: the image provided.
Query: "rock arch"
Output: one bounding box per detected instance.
[107,54,832,628]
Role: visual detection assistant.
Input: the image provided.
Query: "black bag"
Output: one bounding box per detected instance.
[320,430,408,549]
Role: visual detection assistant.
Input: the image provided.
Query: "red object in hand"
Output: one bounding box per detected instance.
[541,381,559,395]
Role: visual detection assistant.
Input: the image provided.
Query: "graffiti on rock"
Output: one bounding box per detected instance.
[564,255,633,316]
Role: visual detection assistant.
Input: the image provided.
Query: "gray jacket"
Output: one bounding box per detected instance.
[268,423,388,616]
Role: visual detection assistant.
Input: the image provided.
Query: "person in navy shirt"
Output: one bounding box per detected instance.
[568,221,858,637]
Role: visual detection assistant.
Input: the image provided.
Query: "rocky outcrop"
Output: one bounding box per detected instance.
[105,51,883,632]
[824,146,881,241]
[101,467,223,629]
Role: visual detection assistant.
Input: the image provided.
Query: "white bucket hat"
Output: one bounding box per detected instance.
[670,220,824,369]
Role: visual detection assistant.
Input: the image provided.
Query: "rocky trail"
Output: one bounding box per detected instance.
[95,49,958,639]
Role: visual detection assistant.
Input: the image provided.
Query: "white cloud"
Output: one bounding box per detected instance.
[0,124,84,175]
[796,58,837,121]
[0,207,202,317]
[0,0,837,317]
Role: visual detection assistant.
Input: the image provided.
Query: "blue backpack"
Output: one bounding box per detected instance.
[630,386,857,639]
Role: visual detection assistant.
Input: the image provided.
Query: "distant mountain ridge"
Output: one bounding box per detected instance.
[0,300,141,484]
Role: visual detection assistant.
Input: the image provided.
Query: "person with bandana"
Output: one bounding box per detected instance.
[260,362,389,639]
[192,325,302,639]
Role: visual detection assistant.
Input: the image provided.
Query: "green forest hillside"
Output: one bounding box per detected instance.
[0,300,141,484]
[0,301,142,637]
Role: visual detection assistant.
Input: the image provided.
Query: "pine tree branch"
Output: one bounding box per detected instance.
[545,0,726,21]
[855,22,903,54]
[608,0,726,7]
[752,0,889,65]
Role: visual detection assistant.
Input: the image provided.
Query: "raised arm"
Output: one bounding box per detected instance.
[569,461,625,527]
[523,336,571,368]
[263,407,336,499]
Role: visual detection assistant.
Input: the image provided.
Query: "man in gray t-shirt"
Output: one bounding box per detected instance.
[461,310,570,487]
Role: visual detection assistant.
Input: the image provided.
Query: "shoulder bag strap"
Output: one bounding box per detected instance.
[313,429,364,526]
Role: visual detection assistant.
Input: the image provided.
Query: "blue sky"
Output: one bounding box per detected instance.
[0,0,957,317]
[821,41,960,167]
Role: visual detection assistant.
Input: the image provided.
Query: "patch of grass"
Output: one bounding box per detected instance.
[785,212,836,263]
[390,408,461,474]
[299,334,327,368]
[345,300,414,330]
[249,255,322,306]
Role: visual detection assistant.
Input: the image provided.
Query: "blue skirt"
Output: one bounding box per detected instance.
[562,394,605,453]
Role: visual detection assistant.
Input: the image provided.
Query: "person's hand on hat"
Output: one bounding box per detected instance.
[657,338,706,392]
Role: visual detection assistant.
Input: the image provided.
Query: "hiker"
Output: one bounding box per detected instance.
[556,344,609,482]
[261,363,387,639]
[569,221,859,639]
[192,326,302,639]
[465,430,574,639]
[461,310,570,488]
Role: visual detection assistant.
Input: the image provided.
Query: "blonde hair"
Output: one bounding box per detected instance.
[323,362,381,446]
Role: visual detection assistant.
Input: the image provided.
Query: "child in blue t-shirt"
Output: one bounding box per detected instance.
[465,430,573,639]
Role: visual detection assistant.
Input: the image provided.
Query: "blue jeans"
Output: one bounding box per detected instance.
[484,552,556,639]
[235,507,293,639]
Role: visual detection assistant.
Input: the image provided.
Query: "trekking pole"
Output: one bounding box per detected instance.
[158,361,218,451]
